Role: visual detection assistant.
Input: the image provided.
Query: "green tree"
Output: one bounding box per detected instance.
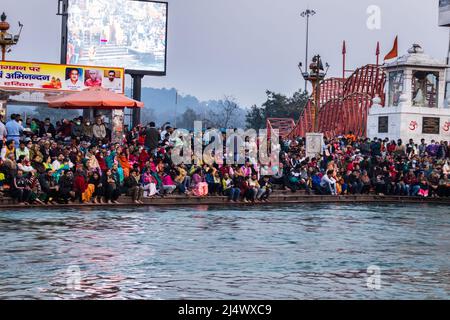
[246,89,309,129]
[245,104,265,130]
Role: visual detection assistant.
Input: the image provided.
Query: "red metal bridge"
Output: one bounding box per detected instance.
[267,64,386,139]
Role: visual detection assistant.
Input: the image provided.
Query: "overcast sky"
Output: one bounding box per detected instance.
[2,0,449,107]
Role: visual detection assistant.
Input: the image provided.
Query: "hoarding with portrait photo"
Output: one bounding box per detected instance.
[0,61,124,94]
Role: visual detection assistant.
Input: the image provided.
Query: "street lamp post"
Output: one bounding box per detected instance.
[301,8,316,92]
[175,90,178,128]
[298,55,329,132]
[0,12,23,61]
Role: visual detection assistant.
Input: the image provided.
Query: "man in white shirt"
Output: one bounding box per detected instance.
[52,153,65,171]
[18,158,35,174]
[15,141,29,160]
[64,68,83,91]
[320,170,338,195]
[102,70,123,93]
[160,125,174,141]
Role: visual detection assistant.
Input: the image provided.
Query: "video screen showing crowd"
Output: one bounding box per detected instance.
[439,0,450,26]
[67,0,167,73]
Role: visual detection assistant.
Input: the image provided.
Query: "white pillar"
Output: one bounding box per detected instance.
[445,29,450,108]
[111,109,125,144]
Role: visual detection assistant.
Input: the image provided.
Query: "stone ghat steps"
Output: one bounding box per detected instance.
[80,46,130,56]
[0,193,449,210]
[78,56,140,64]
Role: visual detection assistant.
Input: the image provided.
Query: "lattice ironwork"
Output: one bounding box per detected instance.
[266,118,296,139]
[286,64,386,139]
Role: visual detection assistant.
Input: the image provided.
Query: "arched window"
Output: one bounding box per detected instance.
[388,71,404,107]
[412,70,439,108]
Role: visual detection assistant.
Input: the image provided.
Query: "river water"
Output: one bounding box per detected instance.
[0,204,449,300]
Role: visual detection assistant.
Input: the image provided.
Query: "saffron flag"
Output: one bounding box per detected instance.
[384,36,398,61]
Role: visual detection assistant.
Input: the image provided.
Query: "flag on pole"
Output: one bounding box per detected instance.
[342,41,346,54]
[384,36,398,61]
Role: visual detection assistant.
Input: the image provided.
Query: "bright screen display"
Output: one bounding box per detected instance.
[439,0,450,26]
[67,0,167,74]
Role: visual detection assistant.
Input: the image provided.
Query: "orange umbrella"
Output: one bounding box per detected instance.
[47,86,144,109]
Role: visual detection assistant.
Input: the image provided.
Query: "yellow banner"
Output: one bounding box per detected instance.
[0,60,125,94]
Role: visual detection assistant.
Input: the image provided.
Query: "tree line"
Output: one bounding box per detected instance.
[176,88,309,130]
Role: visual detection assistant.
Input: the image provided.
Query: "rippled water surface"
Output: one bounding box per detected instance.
[0,204,449,300]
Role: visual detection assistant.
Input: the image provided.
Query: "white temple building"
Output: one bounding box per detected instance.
[367,44,450,142]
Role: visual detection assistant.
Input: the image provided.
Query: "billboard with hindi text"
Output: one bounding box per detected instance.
[0,61,125,94]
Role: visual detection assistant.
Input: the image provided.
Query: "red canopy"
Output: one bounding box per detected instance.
[47,86,144,109]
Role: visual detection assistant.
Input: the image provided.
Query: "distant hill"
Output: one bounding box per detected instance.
[130,87,246,127]
[6,87,246,129]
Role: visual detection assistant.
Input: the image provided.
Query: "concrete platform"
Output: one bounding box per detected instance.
[0,191,449,210]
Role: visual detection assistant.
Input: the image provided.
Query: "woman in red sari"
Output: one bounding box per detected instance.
[138,147,150,171]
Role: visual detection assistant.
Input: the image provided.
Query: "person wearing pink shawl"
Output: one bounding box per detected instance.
[191,167,208,197]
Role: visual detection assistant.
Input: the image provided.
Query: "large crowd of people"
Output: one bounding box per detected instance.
[0,113,449,206]
[279,133,449,198]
